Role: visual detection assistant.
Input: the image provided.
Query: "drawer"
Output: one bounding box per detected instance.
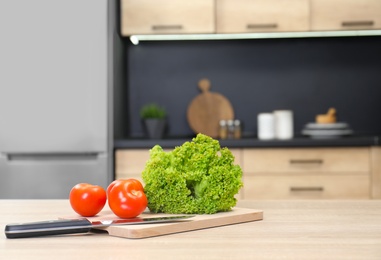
[115,149,151,176]
[0,154,109,199]
[229,149,243,168]
[311,0,381,31]
[216,0,309,33]
[121,0,214,35]
[243,148,370,173]
[115,149,162,183]
[243,174,370,199]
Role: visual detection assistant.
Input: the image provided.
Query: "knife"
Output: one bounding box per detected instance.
[5,215,194,239]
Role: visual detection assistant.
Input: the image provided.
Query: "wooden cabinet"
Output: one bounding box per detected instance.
[121,0,381,36]
[115,149,148,183]
[216,0,310,33]
[244,175,369,199]
[311,0,381,31]
[242,148,371,200]
[243,148,370,173]
[371,147,381,199]
[115,147,381,200]
[120,0,214,36]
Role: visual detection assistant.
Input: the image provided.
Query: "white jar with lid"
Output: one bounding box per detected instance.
[257,113,275,140]
[274,110,293,140]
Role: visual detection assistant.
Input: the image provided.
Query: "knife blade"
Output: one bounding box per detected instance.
[4,215,194,239]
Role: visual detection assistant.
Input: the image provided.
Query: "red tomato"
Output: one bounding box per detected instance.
[69,183,107,217]
[106,179,120,197]
[108,179,147,218]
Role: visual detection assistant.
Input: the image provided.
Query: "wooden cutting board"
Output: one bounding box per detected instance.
[187,78,234,138]
[62,207,263,239]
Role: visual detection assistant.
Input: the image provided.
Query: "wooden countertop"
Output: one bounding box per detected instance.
[1,200,381,259]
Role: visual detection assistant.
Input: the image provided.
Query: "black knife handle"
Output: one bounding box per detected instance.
[5,219,92,239]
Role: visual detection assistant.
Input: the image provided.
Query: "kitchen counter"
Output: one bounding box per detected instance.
[1,200,381,259]
[115,135,380,149]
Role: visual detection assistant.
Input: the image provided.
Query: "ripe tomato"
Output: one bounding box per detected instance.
[107,179,147,219]
[69,183,107,217]
[106,179,120,197]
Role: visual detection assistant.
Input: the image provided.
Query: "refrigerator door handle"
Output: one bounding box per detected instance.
[2,153,101,162]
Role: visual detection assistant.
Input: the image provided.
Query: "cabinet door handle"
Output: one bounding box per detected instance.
[151,25,183,31]
[290,187,324,192]
[4,153,99,162]
[289,159,323,164]
[247,23,278,30]
[341,21,374,27]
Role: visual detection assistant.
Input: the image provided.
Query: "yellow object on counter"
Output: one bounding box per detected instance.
[316,108,336,124]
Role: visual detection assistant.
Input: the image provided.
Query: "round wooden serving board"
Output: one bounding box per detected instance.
[187,79,234,138]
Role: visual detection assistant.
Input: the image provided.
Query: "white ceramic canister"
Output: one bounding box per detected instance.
[257,113,275,140]
[274,110,294,140]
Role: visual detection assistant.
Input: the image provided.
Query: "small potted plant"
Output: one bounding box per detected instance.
[140,103,167,139]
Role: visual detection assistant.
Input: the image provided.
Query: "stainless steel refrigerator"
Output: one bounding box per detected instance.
[0,0,114,198]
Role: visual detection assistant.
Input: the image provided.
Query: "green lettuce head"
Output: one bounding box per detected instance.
[142,133,243,214]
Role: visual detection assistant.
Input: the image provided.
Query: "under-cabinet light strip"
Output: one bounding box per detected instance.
[129,30,381,45]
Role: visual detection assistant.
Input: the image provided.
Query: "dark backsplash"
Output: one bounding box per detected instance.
[119,36,381,139]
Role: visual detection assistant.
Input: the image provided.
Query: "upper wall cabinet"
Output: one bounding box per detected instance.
[216,0,310,33]
[121,0,381,37]
[311,0,381,31]
[121,0,215,35]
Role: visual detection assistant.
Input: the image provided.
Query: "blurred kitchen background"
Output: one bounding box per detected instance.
[1,0,381,199]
